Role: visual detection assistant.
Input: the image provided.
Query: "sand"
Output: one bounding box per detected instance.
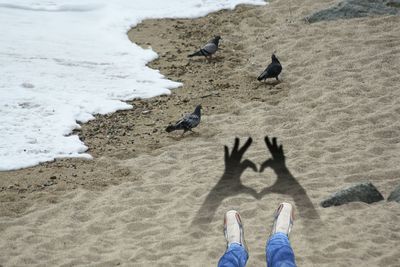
[1,0,400,266]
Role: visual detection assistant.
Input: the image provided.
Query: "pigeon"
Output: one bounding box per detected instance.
[166,105,202,134]
[188,36,221,59]
[257,54,282,81]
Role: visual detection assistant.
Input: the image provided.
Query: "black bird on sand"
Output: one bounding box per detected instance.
[188,36,221,59]
[166,105,202,134]
[257,54,282,82]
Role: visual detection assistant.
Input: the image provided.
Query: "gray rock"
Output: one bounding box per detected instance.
[306,0,400,23]
[321,182,384,208]
[388,184,400,203]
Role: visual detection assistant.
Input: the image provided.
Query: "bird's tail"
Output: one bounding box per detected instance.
[257,74,264,81]
[165,124,177,133]
[188,50,202,58]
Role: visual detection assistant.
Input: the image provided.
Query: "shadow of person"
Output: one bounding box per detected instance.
[259,136,321,222]
[192,137,258,226]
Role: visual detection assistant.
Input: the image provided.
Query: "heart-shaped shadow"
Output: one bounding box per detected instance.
[258,136,321,222]
[191,136,321,227]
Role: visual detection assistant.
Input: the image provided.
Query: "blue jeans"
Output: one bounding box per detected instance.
[218,233,296,267]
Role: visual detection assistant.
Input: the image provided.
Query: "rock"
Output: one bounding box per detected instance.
[320,182,384,208]
[388,184,400,203]
[306,0,400,23]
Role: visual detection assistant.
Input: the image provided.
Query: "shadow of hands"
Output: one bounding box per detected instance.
[223,137,258,183]
[259,136,292,194]
[192,135,321,227]
[192,137,258,226]
[259,135,321,221]
[218,137,258,199]
[260,136,286,171]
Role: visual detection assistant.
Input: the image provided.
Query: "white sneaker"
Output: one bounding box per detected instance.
[224,210,247,251]
[271,202,294,237]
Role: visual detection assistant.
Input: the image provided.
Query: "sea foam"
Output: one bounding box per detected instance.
[0,0,265,171]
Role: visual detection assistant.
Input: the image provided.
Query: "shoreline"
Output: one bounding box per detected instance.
[1,1,400,266]
[0,4,285,214]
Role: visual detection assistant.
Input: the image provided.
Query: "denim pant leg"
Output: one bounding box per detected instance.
[266,232,296,267]
[218,243,249,267]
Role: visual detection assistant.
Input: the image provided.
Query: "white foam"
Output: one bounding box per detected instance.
[0,0,266,171]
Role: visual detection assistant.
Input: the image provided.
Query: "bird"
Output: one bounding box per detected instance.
[188,36,221,59]
[257,54,282,82]
[166,105,202,134]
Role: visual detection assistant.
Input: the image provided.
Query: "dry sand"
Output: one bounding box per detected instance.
[1,0,400,266]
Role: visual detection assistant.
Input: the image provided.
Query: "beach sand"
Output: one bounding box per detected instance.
[1,0,400,266]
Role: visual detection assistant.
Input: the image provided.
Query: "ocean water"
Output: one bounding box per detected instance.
[0,0,265,171]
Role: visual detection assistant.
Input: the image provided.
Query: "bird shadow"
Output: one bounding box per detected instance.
[167,131,200,141]
[254,82,270,89]
[188,56,223,63]
[262,80,281,86]
[259,136,321,223]
[208,56,224,61]
[253,80,281,90]
[191,137,258,226]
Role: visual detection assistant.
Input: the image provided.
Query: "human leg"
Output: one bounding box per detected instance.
[218,210,249,267]
[266,232,296,267]
[218,243,248,267]
[265,203,296,267]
